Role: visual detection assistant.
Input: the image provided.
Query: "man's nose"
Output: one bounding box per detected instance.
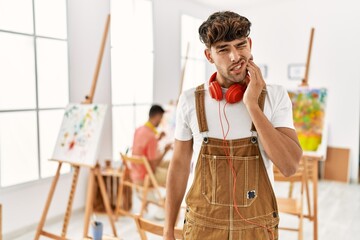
[229,49,240,62]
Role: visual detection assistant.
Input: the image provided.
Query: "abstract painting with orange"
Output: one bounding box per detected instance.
[288,88,327,151]
[52,104,107,167]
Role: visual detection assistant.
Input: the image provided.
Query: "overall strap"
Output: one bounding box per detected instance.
[251,88,267,132]
[195,84,209,133]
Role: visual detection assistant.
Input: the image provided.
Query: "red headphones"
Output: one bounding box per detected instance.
[208,72,247,104]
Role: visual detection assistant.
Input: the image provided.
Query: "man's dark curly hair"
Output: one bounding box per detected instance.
[199,11,251,48]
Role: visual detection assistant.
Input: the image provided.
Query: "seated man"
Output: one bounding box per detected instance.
[130,104,172,186]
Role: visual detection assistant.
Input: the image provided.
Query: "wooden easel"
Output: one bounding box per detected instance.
[178,42,190,101]
[297,27,319,240]
[300,27,315,87]
[34,14,117,240]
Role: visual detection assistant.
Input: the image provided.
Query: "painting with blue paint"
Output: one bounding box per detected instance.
[288,88,327,151]
[52,104,107,167]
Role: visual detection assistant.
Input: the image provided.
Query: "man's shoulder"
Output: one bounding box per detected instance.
[135,125,146,132]
[183,86,199,97]
[178,86,199,106]
[135,125,152,136]
[266,84,287,95]
[265,84,288,102]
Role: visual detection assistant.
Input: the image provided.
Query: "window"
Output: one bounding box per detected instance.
[111,0,154,160]
[0,0,69,187]
[181,15,207,92]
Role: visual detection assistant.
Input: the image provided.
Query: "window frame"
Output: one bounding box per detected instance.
[110,0,155,161]
[0,0,70,188]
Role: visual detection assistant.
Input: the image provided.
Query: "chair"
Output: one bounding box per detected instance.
[115,153,165,218]
[134,215,183,240]
[274,158,308,240]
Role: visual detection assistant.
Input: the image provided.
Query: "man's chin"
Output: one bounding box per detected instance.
[229,77,247,85]
[229,73,247,84]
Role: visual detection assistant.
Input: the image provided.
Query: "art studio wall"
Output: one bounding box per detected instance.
[154,0,360,182]
[0,0,111,237]
[153,0,360,209]
[2,0,359,237]
[153,0,215,103]
[0,0,215,237]
[240,0,360,181]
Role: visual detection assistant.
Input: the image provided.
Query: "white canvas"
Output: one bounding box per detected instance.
[52,103,107,167]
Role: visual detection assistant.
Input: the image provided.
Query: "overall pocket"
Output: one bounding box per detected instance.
[201,154,259,207]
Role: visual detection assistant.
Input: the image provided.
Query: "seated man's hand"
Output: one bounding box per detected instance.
[164,143,173,153]
[158,131,166,141]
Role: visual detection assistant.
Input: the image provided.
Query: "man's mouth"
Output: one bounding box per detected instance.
[230,59,246,72]
[233,64,242,70]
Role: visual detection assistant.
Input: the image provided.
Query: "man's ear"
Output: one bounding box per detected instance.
[248,37,252,49]
[204,49,214,63]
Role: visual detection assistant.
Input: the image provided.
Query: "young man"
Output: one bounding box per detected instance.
[131,104,172,186]
[164,11,302,239]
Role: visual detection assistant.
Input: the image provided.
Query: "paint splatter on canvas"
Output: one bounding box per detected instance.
[52,104,107,167]
[288,88,327,151]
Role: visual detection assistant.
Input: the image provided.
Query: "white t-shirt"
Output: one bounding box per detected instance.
[174,82,295,193]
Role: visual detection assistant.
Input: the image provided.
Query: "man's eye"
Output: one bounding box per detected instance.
[219,49,228,53]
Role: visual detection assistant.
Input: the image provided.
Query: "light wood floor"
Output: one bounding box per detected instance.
[11,180,360,240]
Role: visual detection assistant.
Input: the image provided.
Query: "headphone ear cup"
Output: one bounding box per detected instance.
[225,84,246,103]
[209,81,223,101]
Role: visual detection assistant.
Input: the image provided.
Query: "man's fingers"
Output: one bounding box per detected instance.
[246,64,258,80]
[248,60,261,72]
[246,62,265,89]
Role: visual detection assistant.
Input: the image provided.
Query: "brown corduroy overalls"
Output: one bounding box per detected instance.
[183,84,279,240]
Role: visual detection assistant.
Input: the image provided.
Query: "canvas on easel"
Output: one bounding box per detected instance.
[286,28,320,240]
[288,87,328,155]
[34,14,117,240]
[52,103,107,167]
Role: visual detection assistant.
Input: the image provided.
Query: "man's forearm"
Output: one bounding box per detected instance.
[164,139,193,239]
[164,159,190,236]
[247,104,302,176]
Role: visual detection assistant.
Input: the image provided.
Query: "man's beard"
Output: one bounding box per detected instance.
[222,69,248,85]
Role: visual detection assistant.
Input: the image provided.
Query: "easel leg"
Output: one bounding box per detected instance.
[83,168,96,237]
[34,162,62,240]
[95,167,118,237]
[313,159,318,240]
[61,166,80,238]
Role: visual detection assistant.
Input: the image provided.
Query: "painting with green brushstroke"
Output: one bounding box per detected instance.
[52,104,107,167]
[288,88,327,151]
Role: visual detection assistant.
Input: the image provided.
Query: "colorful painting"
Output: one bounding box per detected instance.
[288,88,327,151]
[52,104,107,167]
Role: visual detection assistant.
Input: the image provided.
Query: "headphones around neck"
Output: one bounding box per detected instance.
[208,72,247,104]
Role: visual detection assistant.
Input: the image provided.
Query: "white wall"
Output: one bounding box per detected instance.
[153,0,215,104]
[0,0,112,237]
[240,0,360,181]
[1,0,216,237]
[0,172,88,238]
[5,0,358,237]
[154,0,360,181]
[68,0,113,162]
